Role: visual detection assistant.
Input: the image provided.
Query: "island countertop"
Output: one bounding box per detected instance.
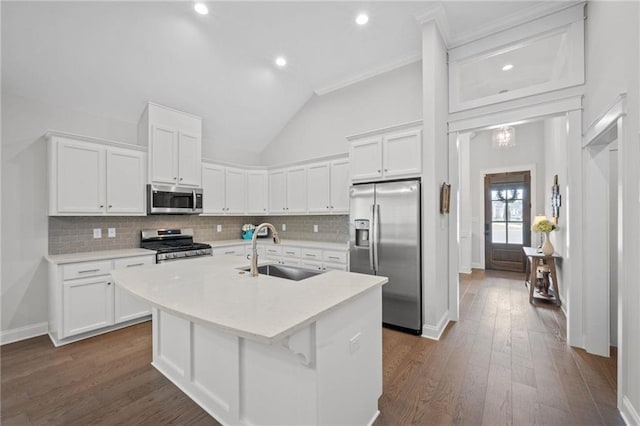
[110,255,387,344]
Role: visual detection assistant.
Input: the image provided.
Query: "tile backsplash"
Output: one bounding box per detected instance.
[49,215,349,254]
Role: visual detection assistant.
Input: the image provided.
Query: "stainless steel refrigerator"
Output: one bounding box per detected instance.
[349,179,422,334]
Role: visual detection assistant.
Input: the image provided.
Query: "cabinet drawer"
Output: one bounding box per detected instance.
[300,259,323,271]
[281,258,300,267]
[63,260,112,280]
[323,262,348,271]
[113,256,155,270]
[301,248,322,260]
[245,245,265,258]
[323,250,347,264]
[282,247,301,258]
[213,246,245,256]
[265,246,283,256]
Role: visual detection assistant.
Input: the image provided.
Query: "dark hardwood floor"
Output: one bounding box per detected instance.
[1,270,621,425]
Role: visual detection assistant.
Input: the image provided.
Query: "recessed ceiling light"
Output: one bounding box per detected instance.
[355,13,369,26]
[194,3,208,15]
[502,64,514,71]
[275,56,287,68]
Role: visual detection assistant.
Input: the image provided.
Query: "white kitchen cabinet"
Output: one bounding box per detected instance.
[246,170,269,215]
[213,245,245,257]
[113,256,154,323]
[269,169,287,214]
[348,123,422,182]
[307,163,331,213]
[139,102,202,187]
[63,276,114,337]
[48,253,155,346]
[286,167,307,213]
[202,164,246,215]
[48,134,146,216]
[330,159,350,213]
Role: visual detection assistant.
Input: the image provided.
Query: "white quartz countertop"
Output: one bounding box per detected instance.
[45,248,156,265]
[111,255,386,344]
[206,239,349,251]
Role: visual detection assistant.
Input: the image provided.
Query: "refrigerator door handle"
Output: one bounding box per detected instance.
[369,204,375,272]
[373,204,380,271]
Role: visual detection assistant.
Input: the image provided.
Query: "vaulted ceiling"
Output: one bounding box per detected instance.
[2,1,569,155]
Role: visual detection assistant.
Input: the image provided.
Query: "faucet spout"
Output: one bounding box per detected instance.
[251,223,281,277]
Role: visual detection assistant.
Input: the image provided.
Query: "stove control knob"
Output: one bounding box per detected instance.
[185,252,192,257]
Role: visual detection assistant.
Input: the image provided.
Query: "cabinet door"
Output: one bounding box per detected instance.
[202,164,226,214]
[330,159,350,213]
[246,171,268,215]
[106,149,145,215]
[113,256,154,323]
[269,170,286,214]
[286,167,307,213]
[225,167,246,214]
[307,163,330,213]
[349,137,382,182]
[56,139,105,214]
[150,126,178,185]
[382,129,422,178]
[63,276,114,337]
[177,132,202,187]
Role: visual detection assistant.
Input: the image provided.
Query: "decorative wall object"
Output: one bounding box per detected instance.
[551,174,561,224]
[440,182,451,214]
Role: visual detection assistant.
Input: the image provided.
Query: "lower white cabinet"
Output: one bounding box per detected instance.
[48,253,155,346]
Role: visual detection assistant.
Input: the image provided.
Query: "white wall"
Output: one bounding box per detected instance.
[1,92,140,333]
[469,121,546,268]
[543,116,568,303]
[259,61,422,165]
[421,22,450,336]
[583,1,640,420]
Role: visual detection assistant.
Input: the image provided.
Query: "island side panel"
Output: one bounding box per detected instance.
[151,308,241,425]
[315,286,383,425]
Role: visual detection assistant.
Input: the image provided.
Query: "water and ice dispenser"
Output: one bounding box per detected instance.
[354,219,370,247]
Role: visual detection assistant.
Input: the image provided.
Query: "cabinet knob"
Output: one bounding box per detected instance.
[107,282,112,286]
[108,205,112,208]
[331,206,334,208]
[173,177,177,180]
[99,205,104,208]
[377,170,381,173]
[179,177,183,181]
[326,206,329,209]
[384,169,388,172]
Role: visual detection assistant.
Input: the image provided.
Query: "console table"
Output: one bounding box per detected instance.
[523,246,561,306]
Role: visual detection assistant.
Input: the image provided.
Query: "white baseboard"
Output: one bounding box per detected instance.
[0,322,49,345]
[421,310,449,341]
[471,262,484,270]
[622,396,640,426]
[459,267,472,274]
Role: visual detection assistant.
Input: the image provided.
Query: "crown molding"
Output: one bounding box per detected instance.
[416,4,452,47]
[448,1,584,48]
[313,52,421,96]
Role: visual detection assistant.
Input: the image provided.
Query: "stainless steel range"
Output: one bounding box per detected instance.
[141,228,212,263]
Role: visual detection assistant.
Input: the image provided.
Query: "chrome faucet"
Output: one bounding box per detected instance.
[251,223,281,276]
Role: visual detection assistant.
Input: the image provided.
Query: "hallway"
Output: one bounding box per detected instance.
[376,269,622,425]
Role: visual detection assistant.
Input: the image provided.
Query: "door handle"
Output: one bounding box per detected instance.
[485,223,490,236]
[192,190,197,211]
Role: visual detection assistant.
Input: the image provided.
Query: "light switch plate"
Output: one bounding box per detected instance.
[217,225,222,233]
[313,225,318,233]
[108,228,116,238]
[282,224,286,231]
[93,228,102,239]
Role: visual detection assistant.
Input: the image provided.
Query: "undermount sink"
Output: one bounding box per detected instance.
[239,264,325,281]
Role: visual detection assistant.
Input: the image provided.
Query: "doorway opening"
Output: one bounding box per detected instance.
[484,171,531,272]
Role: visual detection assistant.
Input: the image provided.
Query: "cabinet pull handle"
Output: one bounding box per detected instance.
[331,206,334,208]
[78,269,99,274]
[126,263,144,268]
[305,254,316,257]
[225,251,235,254]
[326,206,329,209]
[384,169,388,172]
[328,256,340,260]
[173,177,177,180]
[286,251,295,255]
[108,205,113,208]
[99,205,104,208]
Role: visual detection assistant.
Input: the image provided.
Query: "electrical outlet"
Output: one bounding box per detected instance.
[313,224,318,233]
[108,228,116,238]
[282,224,286,231]
[349,332,362,355]
[217,224,222,233]
[93,228,102,239]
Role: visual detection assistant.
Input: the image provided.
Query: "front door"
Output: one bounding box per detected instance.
[484,171,531,272]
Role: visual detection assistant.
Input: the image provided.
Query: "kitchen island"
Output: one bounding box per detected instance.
[111,255,387,426]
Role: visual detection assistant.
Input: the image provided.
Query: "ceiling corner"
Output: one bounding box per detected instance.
[415,3,452,48]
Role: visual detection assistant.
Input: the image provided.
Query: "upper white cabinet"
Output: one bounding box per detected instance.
[48,134,146,216]
[138,102,202,187]
[246,170,269,215]
[201,163,246,215]
[269,169,287,214]
[329,159,350,213]
[286,167,307,213]
[348,123,422,182]
[307,163,330,213]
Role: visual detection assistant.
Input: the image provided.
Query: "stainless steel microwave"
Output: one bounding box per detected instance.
[147,184,203,214]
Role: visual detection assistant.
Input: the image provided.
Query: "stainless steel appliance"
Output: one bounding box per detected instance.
[349,179,422,334]
[141,228,212,263]
[147,184,203,214]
